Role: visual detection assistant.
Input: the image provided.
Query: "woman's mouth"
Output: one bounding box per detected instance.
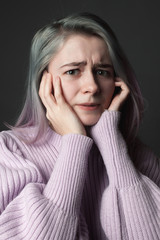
[77,103,100,111]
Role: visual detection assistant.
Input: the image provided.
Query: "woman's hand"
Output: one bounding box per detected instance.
[108,78,130,111]
[39,72,86,136]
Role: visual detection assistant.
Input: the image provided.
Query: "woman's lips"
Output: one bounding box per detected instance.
[77,103,100,111]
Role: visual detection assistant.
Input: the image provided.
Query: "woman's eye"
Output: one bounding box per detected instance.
[96,70,111,77]
[66,69,79,75]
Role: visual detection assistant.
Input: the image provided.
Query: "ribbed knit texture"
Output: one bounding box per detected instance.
[0,110,159,240]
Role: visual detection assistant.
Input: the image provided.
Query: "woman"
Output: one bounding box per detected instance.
[0,12,159,240]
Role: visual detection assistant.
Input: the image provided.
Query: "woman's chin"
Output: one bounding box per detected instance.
[80,115,101,126]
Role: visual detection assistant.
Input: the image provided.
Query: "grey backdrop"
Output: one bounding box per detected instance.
[0,0,160,155]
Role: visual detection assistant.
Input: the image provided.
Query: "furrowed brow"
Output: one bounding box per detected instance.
[94,63,114,69]
[60,61,87,68]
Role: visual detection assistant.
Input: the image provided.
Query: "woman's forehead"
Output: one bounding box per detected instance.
[52,34,111,65]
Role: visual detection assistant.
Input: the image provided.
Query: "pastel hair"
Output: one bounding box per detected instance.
[12,12,144,144]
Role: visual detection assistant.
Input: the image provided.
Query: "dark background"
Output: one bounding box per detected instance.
[0,0,160,155]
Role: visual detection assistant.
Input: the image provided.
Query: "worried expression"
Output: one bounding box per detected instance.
[48,34,115,126]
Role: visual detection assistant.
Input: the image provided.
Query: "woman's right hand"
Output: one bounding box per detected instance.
[39,72,86,136]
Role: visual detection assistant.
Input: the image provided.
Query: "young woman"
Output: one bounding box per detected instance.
[0,12,159,240]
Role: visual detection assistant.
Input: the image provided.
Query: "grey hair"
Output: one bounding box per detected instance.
[13,12,144,145]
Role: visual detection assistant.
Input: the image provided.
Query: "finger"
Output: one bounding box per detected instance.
[115,81,130,93]
[114,83,130,105]
[115,77,129,90]
[114,78,129,89]
[54,76,65,104]
[44,73,57,107]
[39,72,49,108]
[44,73,54,99]
[40,73,56,111]
[39,71,47,98]
[114,77,125,82]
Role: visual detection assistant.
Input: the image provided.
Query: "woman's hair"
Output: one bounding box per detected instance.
[13,12,144,144]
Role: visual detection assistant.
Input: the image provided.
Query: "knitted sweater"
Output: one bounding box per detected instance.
[0,111,159,240]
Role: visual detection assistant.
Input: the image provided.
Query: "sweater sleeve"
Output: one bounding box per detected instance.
[90,110,160,240]
[0,132,93,240]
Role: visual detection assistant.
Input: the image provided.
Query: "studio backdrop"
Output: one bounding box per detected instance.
[0,0,160,155]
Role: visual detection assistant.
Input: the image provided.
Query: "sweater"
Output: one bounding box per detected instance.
[0,110,159,240]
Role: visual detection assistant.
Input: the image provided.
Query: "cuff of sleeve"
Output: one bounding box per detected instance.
[91,110,121,145]
[43,134,93,216]
[91,110,140,189]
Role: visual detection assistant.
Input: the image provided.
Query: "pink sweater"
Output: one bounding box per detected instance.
[0,111,159,239]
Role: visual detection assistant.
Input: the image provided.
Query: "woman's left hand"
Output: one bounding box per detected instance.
[108,78,130,111]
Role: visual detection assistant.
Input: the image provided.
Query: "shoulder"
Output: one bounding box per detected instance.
[0,126,57,149]
[0,129,22,155]
[0,127,46,161]
[0,126,62,163]
[0,127,36,153]
[0,129,45,213]
[0,128,50,181]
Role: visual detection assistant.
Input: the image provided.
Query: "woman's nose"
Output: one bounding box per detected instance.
[81,72,100,94]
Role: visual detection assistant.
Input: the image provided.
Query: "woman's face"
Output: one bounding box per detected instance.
[48,34,115,126]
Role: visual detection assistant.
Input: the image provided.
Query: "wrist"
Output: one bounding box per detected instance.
[91,110,121,142]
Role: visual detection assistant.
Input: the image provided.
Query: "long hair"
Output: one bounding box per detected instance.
[12,12,144,144]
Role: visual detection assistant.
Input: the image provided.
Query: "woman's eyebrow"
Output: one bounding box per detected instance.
[59,61,113,69]
[94,63,113,69]
[59,61,87,68]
